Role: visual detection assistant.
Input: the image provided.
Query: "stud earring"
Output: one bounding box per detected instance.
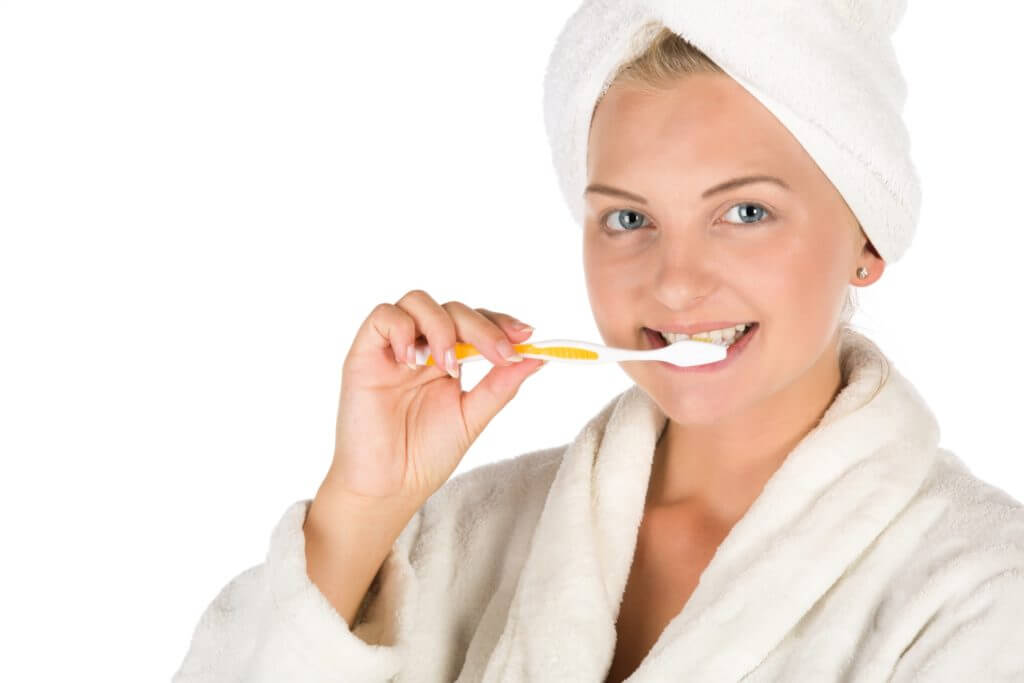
[856,266,869,279]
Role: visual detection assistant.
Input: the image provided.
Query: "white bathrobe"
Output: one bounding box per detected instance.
[172,330,1024,682]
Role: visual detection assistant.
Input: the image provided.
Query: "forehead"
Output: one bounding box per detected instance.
[586,74,810,178]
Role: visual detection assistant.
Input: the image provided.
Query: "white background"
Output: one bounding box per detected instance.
[1,1,1021,679]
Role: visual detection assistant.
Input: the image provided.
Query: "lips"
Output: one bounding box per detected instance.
[645,321,758,336]
[647,322,761,374]
[643,323,759,348]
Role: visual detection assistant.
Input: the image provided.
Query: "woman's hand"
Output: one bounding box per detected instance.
[326,289,545,508]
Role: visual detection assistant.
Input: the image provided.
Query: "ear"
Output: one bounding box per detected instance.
[853,237,886,286]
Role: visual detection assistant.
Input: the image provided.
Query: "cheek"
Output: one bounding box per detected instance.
[756,239,848,332]
[583,257,642,341]
[585,268,628,317]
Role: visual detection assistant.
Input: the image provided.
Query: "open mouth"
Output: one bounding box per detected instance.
[644,323,759,349]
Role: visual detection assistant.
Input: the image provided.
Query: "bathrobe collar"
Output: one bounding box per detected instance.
[479,330,940,682]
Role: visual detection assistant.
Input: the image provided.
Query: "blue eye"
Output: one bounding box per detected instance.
[603,208,650,232]
[602,202,773,233]
[723,202,772,224]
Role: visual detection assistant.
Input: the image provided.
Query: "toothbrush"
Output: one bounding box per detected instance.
[411,335,728,368]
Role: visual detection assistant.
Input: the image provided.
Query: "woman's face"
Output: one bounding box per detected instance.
[583,73,882,425]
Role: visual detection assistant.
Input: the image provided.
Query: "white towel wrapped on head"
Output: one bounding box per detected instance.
[543,0,921,264]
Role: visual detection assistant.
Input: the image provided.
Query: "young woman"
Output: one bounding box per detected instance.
[173,4,1024,682]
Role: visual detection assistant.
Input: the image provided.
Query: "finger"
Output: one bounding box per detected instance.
[441,301,528,368]
[460,355,546,443]
[350,302,417,371]
[474,307,535,343]
[394,289,457,376]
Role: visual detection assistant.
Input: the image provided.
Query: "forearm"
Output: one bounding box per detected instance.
[302,481,421,628]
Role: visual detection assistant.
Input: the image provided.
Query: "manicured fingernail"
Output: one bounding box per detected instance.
[497,338,524,362]
[406,345,417,370]
[512,322,534,333]
[445,347,459,378]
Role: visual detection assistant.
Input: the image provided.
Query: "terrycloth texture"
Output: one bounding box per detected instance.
[543,0,922,264]
[172,329,1024,682]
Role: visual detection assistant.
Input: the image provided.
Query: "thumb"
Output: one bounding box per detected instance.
[460,351,545,444]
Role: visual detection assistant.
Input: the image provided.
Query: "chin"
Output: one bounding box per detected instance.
[622,365,756,427]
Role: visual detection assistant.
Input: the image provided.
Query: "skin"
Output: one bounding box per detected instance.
[583,72,885,526]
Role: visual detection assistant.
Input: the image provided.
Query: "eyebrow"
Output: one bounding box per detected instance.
[583,175,791,204]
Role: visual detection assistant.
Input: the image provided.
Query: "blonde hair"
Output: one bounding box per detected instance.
[594,24,861,332]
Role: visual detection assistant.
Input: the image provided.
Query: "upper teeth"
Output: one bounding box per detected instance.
[659,323,752,346]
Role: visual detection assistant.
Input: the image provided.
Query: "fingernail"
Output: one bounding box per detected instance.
[445,347,459,378]
[497,338,524,363]
[406,345,417,370]
[512,322,534,333]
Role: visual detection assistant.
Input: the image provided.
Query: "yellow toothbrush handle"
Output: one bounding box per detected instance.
[420,341,599,365]
[421,341,483,366]
[511,343,599,360]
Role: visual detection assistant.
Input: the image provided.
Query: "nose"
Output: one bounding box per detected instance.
[649,227,718,308]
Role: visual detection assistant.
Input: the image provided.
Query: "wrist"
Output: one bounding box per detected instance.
[309,477,421,537]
